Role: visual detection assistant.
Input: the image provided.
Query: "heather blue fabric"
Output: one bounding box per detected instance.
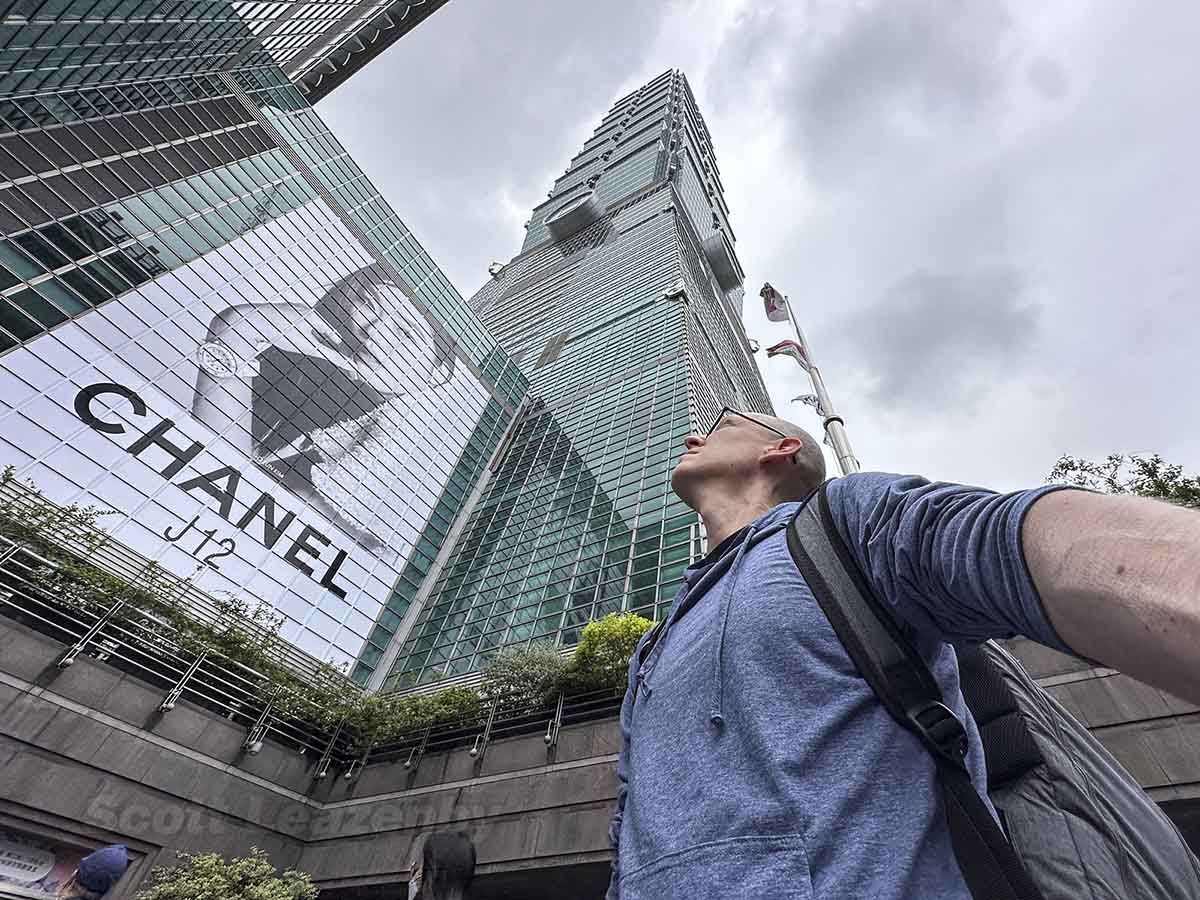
[605,473,1076,900]
[76,844,129,893]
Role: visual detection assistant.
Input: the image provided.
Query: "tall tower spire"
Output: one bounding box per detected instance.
[372,70,771,690]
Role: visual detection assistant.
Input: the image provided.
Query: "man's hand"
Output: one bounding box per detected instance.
[1024,490,1200,704]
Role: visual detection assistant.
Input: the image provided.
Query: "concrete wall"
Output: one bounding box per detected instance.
[0,618,619,898]
[2,619,1198,899]
[0,619,313,898]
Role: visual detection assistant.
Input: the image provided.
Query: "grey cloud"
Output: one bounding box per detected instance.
[1027,57,1068,99]
[322,1,1200,489]
[832,267,1039,416]
[707,2,1200,482]
[319,0,670,296]
[704,3,788,112]
[710,0,1018,182]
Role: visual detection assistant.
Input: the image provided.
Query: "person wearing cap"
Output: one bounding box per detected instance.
[57,844,128,899]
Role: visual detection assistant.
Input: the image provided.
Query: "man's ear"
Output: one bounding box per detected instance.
[761,437,802,464]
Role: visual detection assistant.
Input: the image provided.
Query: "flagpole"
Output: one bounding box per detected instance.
[776,290,861,475]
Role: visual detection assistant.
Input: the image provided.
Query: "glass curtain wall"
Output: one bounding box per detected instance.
[0,2,525,671]
[377,70,771,689]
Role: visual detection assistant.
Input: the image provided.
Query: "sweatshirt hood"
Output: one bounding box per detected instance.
[638,502,801,728]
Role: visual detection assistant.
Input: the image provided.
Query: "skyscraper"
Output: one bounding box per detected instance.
[0,0,448,101]
[288,0,452,102]
[0,1,525,672]
[371,69,772,690]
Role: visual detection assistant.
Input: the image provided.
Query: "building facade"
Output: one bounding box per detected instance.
[1,12,1198,900]
[0,0,448,103]
[0,1,525,674]
[371,69,772,690]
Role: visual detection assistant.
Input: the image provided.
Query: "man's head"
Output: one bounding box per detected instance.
[671,408,826,511]
[59,845,128,899]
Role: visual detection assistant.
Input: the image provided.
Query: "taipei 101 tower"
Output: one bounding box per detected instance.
[369,70,773,691]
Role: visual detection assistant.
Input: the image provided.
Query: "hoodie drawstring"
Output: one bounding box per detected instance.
[636,518,792,727]
[709,524,758,728]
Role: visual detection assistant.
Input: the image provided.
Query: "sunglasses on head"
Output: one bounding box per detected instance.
[704,407,799,465]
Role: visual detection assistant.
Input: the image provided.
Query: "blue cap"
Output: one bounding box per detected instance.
[76,845,129,893]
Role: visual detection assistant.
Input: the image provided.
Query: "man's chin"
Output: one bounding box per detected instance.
[670,463,702,510]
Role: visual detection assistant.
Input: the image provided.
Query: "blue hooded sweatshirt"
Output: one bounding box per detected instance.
[606,473,1077,899]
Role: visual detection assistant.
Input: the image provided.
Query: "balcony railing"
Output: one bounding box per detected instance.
[0,477,623,779]
[0,528,352,759]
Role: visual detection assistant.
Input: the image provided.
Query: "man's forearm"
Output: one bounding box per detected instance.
[1023,489,1200,704]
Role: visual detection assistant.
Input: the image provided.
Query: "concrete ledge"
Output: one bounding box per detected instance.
[1,616,625,897]
[296,798,615,883]
[10,615,1191,900]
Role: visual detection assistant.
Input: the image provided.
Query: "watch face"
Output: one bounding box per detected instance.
[197,342,239,377]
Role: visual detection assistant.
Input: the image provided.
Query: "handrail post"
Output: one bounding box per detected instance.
[404,726,430,772]
[468,699,499,768]
[243,695,275,754]
[314,720,344,779]
[161,649,208,712]
[58,597,126,668]
[545,692,565,750]
[344,750,369,781]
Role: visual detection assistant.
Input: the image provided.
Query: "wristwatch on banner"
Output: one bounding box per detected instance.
[196,341,262,378]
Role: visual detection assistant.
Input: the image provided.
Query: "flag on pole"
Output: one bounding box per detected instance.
[759,282,790,322]
[792,394,826,416]
[766,339,813,373]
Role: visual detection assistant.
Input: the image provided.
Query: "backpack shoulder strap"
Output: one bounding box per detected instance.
[787,482,1045,900]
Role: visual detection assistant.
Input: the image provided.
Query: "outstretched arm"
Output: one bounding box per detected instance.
[825,473,1199,702]
[1024,490,1200,704]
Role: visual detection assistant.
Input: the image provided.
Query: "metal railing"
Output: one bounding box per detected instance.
[366,688,623,769]
[0,480,625,777]
[0,532,351,759]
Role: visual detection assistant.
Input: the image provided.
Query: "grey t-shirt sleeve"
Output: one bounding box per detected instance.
[824,471,1079,653]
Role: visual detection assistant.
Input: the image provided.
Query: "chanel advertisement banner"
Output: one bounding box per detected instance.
[0,198,489,667]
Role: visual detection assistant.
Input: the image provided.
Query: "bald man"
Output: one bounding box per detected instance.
[604,408,1200,900]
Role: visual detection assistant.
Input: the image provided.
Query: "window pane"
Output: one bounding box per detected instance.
[7,287,65,328]
[0,297,41,340]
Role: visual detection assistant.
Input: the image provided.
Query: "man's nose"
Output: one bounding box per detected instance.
[684,434,705,451]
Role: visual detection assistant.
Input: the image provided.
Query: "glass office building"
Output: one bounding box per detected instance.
[0,0,448,101]
[0,1,525,671]
[373,70,772,690]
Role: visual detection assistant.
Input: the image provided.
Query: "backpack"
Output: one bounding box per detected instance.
[787,481,1200,900]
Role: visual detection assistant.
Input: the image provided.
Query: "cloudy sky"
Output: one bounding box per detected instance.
[320,0,1200,492]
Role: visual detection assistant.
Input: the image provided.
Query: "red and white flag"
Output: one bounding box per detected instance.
[760,282,790,322]
[766,339,812,373]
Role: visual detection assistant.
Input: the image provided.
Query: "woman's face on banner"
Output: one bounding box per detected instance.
[360,283,441,388]
[332,281,382,350]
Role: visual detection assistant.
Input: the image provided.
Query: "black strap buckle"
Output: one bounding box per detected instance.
[907,701,968,765]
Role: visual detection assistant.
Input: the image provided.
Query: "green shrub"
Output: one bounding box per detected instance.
[561,612,654,695]
[422,685,485,729]
[343,685,485,753]
[481,644,566,709]
[344,691,402,753]
[273,660,359,730]
[135,848,316,900]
